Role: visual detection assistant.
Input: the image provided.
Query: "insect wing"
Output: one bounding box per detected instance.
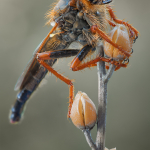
[14,40,44,91]
[54,0,71,11]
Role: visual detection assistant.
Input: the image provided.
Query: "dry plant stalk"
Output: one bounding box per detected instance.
[83,44,116,150]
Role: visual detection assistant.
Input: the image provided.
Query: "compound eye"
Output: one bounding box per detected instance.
[89,0,112,5]
[102,0,112,4]
[89,0,98,4]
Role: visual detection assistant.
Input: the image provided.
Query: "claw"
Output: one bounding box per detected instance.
[133,36,138,43]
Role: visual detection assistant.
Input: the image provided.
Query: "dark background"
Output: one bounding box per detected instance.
[1,0,150,150]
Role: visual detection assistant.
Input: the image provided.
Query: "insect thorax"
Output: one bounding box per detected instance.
[48,2,109,47]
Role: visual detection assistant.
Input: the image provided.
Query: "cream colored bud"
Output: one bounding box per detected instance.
[70,91,97,130]
[104,24,132,60]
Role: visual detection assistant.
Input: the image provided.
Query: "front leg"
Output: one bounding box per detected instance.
[107,5,139,38]
[90,25,131,57]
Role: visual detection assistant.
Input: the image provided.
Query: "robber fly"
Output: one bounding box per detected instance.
[10,0,138,123]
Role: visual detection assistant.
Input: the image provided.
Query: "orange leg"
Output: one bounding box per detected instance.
[107,19,137,40]
[107,19,116,27]
[107,5,139,37]
[70,44,127,71]
[90,25,131,57]
[106,63,128,71]
[71,56,127,71]
[71,57,100,71]
[37,59,74,118]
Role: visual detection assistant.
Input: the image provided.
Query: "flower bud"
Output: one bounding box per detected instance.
[70,91,97,130]
[104,24,133,60]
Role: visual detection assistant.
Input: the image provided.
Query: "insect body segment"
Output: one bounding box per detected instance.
[10,0,138,123]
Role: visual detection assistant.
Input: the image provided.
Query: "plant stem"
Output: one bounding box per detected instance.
[96,43,106,150]
[96,43,115,150]
[83,43,115,150]
[83,129,97,150]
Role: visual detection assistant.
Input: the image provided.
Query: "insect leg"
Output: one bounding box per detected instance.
[37,58,74,118]
[71,54,127,71]
[70,45,114,71]
[10,49,79,123]
[107,5,139,37]
[106,60,128,71]
[90,25,131,57]
[37,49,80,60]
[71,57,98,71]
[107,19,116,27]
[70,45,94,70]
[36,49,81,118]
